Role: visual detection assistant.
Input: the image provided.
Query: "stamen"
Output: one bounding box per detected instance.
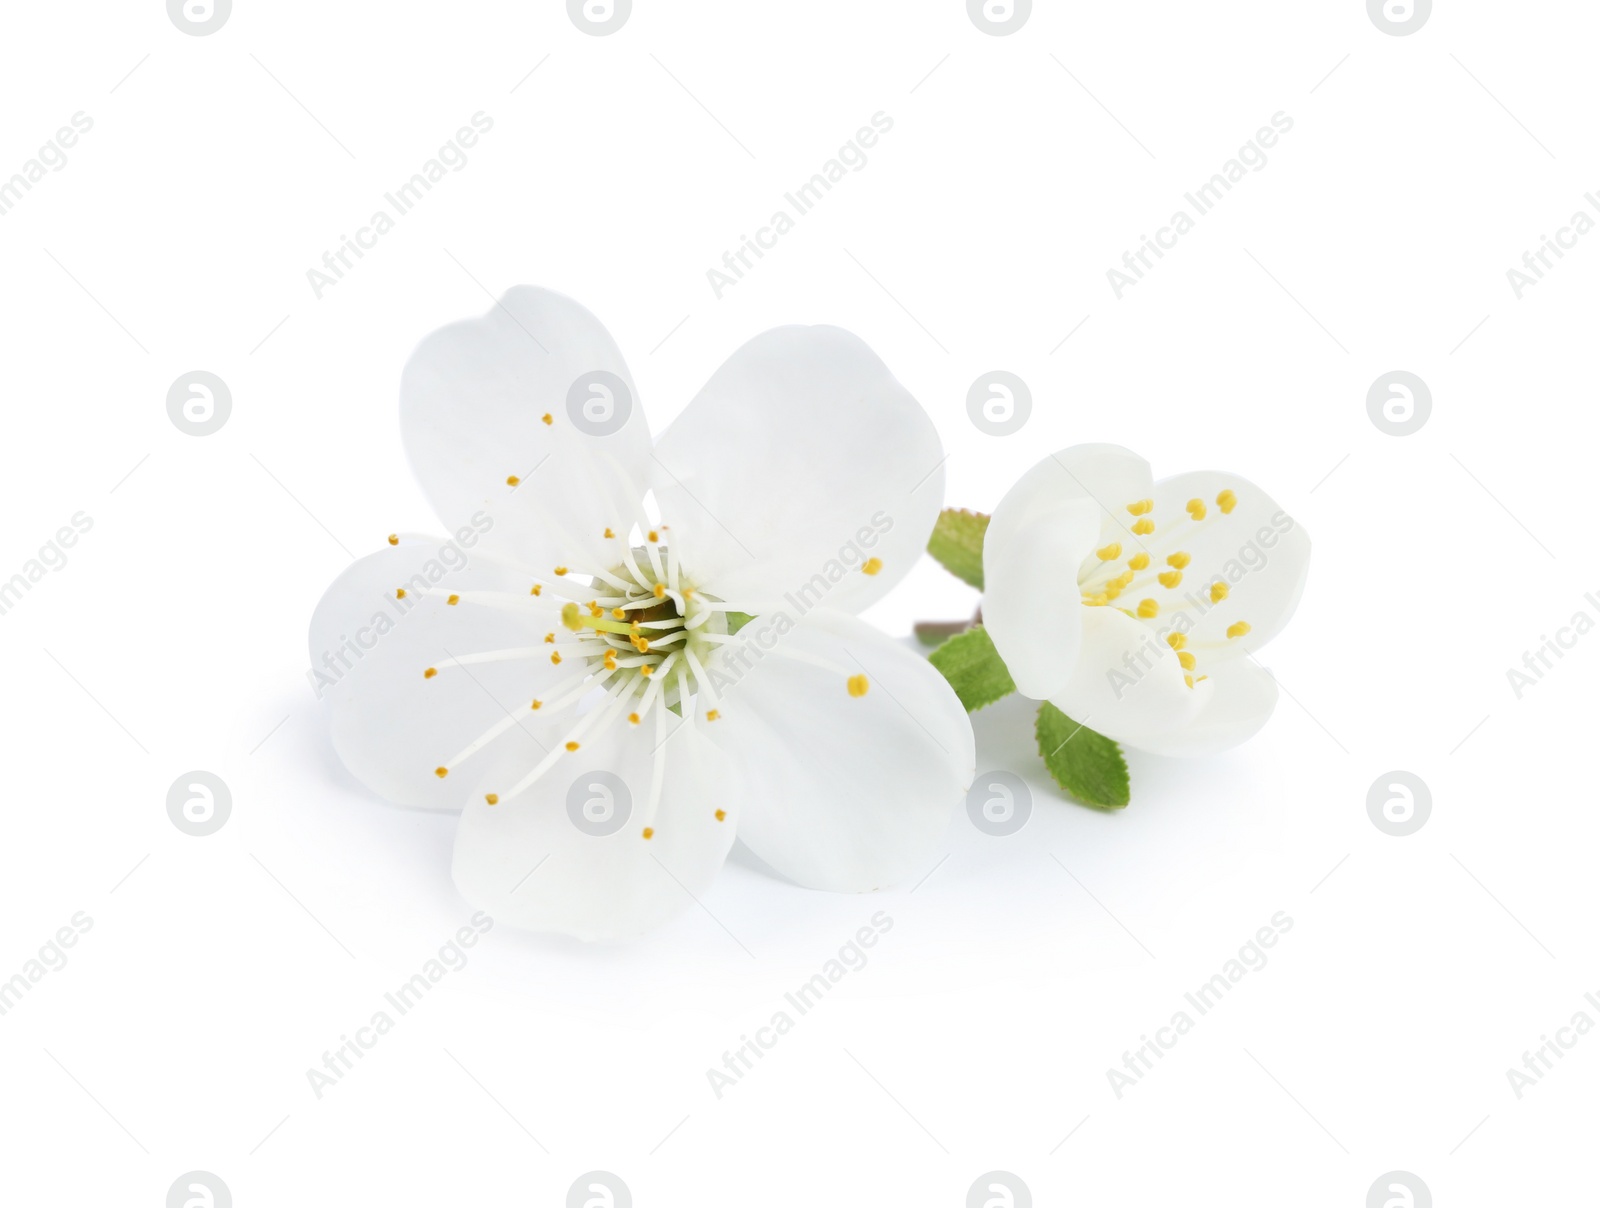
[1210,582,1229,604]
[1227,621,1251,639]
[641,827,654,839]
[1132,519,1155,536]
[1186,498,1207,520]
[434,767,447,778]
[862,557,883,575]
[485,793,499,805]
[715,809,727,822]
[541,413,553,425]
[423,667,437,679]
[447,594,460,605]
[1137,599,1159,618]
[506,475,520,487]
[1096,543,1122,561]
[1166,552,1190,568]
[706,709,720,721]
[1127,499,1153,515]
[847,674,870,698]
[1166,633,1186,650]
[1216,489,1237,514]
[1177,651,1196,670]
[387,533,398,545]
[1128,553,1150,570]
[1158,571,1182,589]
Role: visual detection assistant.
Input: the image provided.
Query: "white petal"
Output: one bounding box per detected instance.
[451,719,738,941]
[651,326,942,613]
[310,541,567,809]
[701,610,973,892]
[1046,605,1203,751]
[1147,470,1311,658]
[1136,659,1280,757]
[400,287,652,573]
[981,445,1149,699]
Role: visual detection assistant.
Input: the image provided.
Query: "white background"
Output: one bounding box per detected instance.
[1,1,1595,1204]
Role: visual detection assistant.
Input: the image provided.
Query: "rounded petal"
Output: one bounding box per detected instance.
[651,326,942,613]
[1146,470,1310,657]
[310,541,568,809]
[702,609,974,893]
[981,452,1106,700]
[400,287,652,574]
[1136,659,1279,757]
[451,719,739,941]
[1046,605,1203,752]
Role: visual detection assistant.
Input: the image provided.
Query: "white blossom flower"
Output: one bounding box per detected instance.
[981,443,1310,756]
[310,287,973,940]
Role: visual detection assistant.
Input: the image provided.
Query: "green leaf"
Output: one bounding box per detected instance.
[927,508,990,589]
[1035,702,1130,810]
[724,610,755,634]
[928,626,1015,712]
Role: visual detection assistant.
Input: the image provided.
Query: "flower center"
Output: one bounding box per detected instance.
[1073,489,1251,688]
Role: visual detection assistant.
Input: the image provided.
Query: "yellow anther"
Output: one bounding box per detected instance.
[434,767,448,779]
[612,608,626,619]
[1186,498,1207,520]
[1128,552,1150,570]
[683,588,696,599]
[565,741,580,752]
[554,566,568,576]
[1158,570,1182,589]
[1127,499,1154,515]
[1216,489,1237,514]
[862,557,883,576]
[485,793,499,805]
[531,699,542,710]
[1177,650,1196,670]
[714,809,727,822]
[506,475,520,487]
[395,588,407,599]
[1227,621,1252,639]
[1109,570,1135,590]
[647,530,659,543]
[641,827,654,839]
[1166,633,1186,650]
[653,583,666,599]
[640,664,653,676]
[1137,598,1159,619]
[706,709,720,721]
[1103,584,1123,602]
[1184,674,1195,688]
[550,652,562,665]
[632,635,651,653]
[447,594,460,605]
[424,667,437,679]
[1167,552,1190,569]
[628,712,640,725]
[603,527,615,539]
[1096,543,1122,561]
[1132,518,1155,536]
[1210,581,1229,604]
[847,674,870,698]
[530,584,542,596]
[1082,593,1110,607]
[541,413,553,425]
[590,605,603,618]
[544,633,555,644]
[387,533,398,545]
